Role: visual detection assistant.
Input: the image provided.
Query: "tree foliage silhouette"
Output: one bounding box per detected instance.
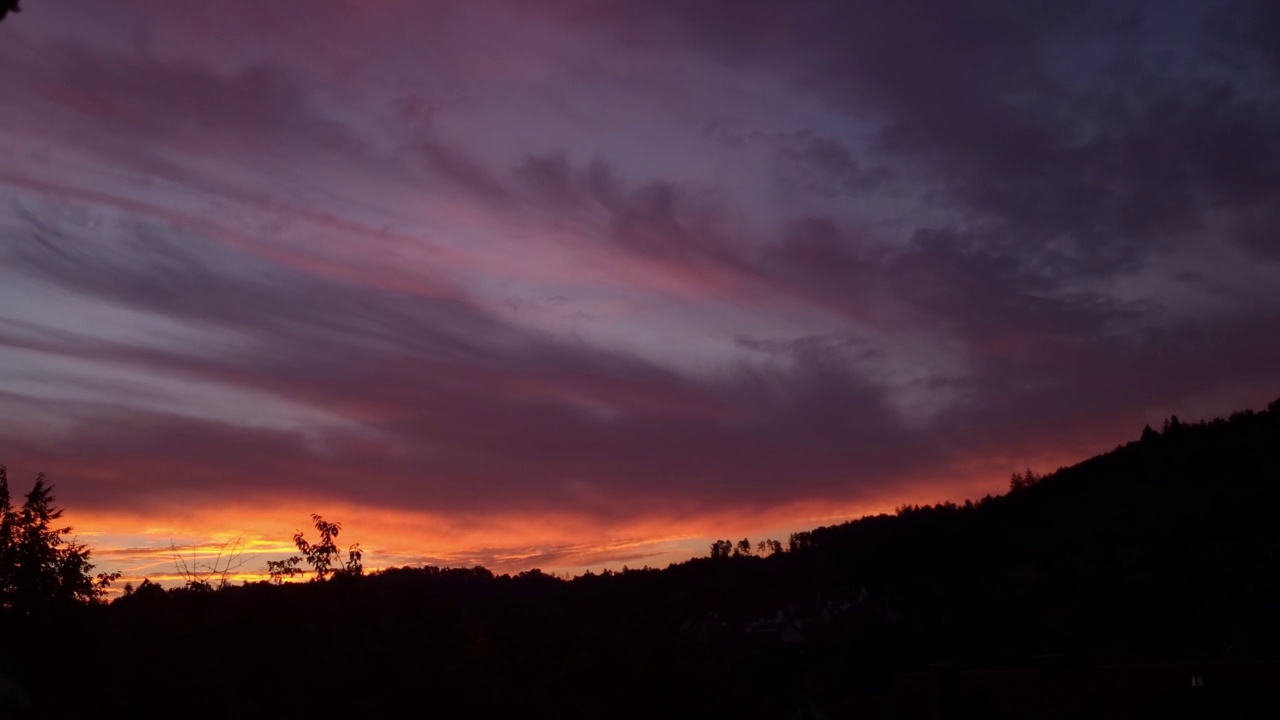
[171,535,249,591]
[709,539,733,559]
[0,466,118,613]
[272,513,363,582]
[1008,467,1041,491]
[0,1,21,24]
[756,538,783,556]
[265,555,303,585]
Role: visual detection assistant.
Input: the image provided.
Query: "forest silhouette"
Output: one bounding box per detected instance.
[2,397,1279,718]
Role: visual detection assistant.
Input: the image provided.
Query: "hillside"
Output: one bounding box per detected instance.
[3,397,1279,718]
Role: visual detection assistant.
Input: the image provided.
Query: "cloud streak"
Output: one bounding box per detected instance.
[1,0,1278,579]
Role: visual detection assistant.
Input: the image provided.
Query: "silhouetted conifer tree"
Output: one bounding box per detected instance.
[0,466,117,613]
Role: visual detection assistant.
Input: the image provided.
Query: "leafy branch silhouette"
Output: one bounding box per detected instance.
[171,535,250,591]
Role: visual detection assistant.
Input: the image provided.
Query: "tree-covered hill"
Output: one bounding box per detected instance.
[3,397,1279,718]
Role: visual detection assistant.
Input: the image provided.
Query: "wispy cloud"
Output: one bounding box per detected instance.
[1,0,1278,580]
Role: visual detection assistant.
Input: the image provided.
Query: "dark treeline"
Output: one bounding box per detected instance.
[2,398,1279,718]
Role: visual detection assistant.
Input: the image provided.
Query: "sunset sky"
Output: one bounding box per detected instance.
[1,1,1279,586]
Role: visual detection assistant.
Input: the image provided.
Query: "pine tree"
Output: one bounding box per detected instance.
[0,466,16,602]
[0,467,117,613]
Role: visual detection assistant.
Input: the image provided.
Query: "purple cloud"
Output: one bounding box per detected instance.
[1,0,1277,576]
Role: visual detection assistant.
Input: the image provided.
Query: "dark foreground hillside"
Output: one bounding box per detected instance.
[3,398,1280,718]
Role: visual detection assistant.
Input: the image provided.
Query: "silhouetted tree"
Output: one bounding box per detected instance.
[0,466,117,613]
[290,514,362,581]
[1009,468,1041,491]
[710,539,733,559]
[754,538,784,556]
[266,555,304,585]
[120,577,164,601]
[171,535,249,591]
[1140,424,1159,443]
[788,531,813,552]
[0,1,20,23]
[734,538,753,557]
[0,466,15,601]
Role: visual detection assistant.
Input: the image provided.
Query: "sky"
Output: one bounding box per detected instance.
[1,0,1279,586]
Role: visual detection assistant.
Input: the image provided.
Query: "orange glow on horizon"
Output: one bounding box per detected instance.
[65,442,1102,596]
